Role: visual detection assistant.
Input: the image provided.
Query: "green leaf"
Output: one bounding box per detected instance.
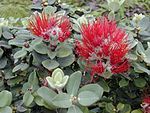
[3,31,13,39]
[132,62,150,75]
[56,45,72,58]
[43,6,57,14]
[31,38,43,46]
[131,109,143,113]
[79,84,103,99]
[66,71,82,96]
[8,39,25,47]
[0,57,7,69]
[0,90,12,107]
[0,41,11,49]
[134,78,146,88]
[37,87,56,109]
[126,53,137,61]
[12,63,29,72]
[14,49,27,59]
[119,79,129,87]
[33,43,48,54]
[34,96,45,106]
[78,91,99,106]
[139,17,150,30]
[108,2,120,12]
[0,106,12,113]
[136,41,145,56]
[105,103,116,113]
[23,91,34,106]
[22,71,39,93]
[47,50,56,59]
[57,54,75,67]
[108,11,115,20]
[48,0,56,4]
[67,105,83,113]
[117,103,125,111]
[42,59,59,70]
[98,78,110,92]
[0,48,4,58]
[144,48,150,64]
[52,93,72,108]
[120,104,131,113]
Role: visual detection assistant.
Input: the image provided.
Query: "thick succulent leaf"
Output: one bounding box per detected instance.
[79,84,104,98]
[42,59,59,70]
[78,91,99,106]
[66,71,82,96]
[57,54,75,67]
[23,91,34,106]
[0,90,12,107]
[52,93,72,108]
[67,105,83,113]
[0,106,12,113]
[14,49,27,59]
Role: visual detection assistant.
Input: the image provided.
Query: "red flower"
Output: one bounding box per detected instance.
[144,97,150,104]
[28,12,71,42]
[142,96,150,113]
[76,17,129,79]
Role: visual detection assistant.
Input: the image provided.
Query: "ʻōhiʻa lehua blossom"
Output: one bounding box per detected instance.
[76,17,130,80]
[142,96,150,113]
[28,12,71,43]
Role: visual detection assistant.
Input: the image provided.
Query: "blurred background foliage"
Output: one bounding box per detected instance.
[0,0,31,18]
[0,0,149,18]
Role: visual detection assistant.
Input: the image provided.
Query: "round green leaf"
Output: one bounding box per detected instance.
[79,84,103,99]
[52,93,72,108]
[119,79,129,87]
[105,103,116,113]
[56,45,72,58]
[57,54,75,67]
[42,59,59,70]
[134,78,146,88]
[23,91,34,106]
[117,103,125,111]
[33,43,48,54]
[14,49,27,59]
[0,90,12,107]
[78,91,99,106]
[67,105,83,113]
[0,106,12,113]
[120,104,131,113]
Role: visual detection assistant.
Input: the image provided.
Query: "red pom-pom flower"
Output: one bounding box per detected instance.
[76,17,130,79]
[142,96,150,113]
[28,12,71,42]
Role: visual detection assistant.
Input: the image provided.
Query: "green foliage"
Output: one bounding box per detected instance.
[0,0,149,113]
[0,90,12,113]
[0,0,31,18]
